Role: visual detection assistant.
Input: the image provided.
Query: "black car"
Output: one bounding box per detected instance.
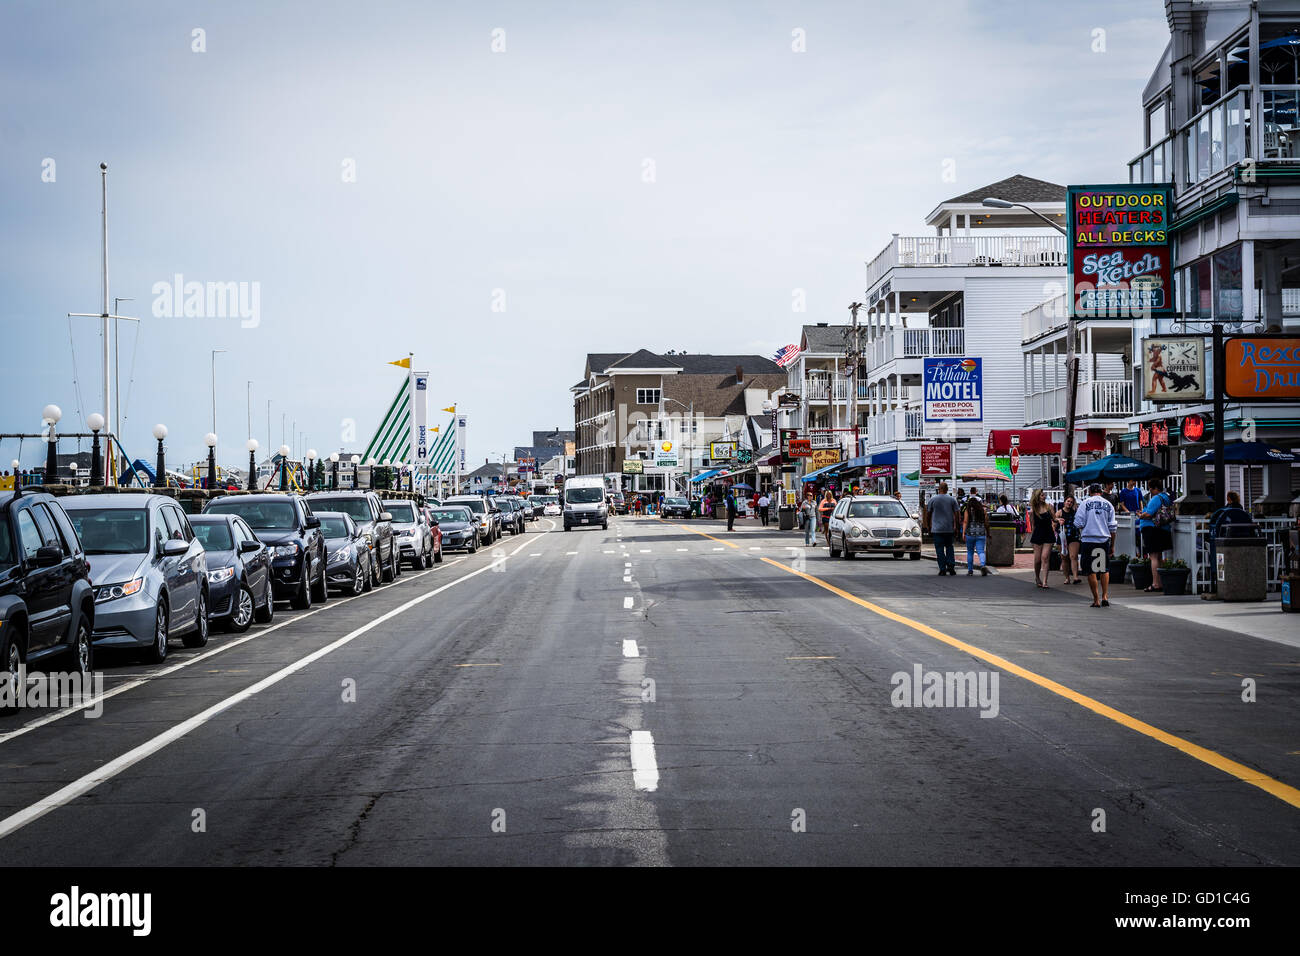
[495,497,524,536]
[0,490,96,692]
[429,505,479,553]
[305,491,399,586]
[316,511,372,596]
[188,513,274,632]
[661,496,691,519]
[204,494,327,610]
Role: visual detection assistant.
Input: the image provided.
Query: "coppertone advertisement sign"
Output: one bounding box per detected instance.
[1068,183,1173,319]
[1140,337,1205,403]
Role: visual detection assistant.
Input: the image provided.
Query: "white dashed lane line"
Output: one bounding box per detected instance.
[622,639,639,658]
[629,730,660,792]
[623,596,634,609]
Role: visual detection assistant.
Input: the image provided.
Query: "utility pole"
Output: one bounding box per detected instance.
[848,302,863,459]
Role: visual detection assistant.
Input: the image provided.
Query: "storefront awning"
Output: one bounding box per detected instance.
[985,429,1107,456]
[800,462,844,483]
[837,456,870,471]
[869,449,898,466]
[689,469,721,483]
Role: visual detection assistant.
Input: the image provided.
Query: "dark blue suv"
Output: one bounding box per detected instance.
[203,494,326,610]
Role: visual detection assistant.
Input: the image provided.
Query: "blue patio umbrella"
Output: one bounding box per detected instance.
[1189,441,1297,464]
[1064,454,1169,484]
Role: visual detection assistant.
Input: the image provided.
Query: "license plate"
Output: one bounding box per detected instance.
[878,539,893,547]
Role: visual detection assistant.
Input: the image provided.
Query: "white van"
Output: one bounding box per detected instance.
[563,476,608,531]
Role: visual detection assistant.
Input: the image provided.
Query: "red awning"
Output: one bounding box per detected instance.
[759,452,783,466]
[986,429,1106,456]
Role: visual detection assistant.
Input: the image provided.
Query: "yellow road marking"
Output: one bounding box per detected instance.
[677,526,739,549]
[757,554,1300,811]
[454,662,502,668]
[1089,657,1135,661]
[787,656,837,661]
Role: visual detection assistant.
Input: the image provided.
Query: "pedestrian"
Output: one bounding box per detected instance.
[963,493,990,576]
[757,490,771,526]
[1207,491,1254,586]
[926,481,959,575]
[800,490,818,546]
[1118,479,1141,515]
[726,488,737,531]
[1075,483,1117,607]
[1057,494,1082,584]
[818,488,836,543]
[1137,479,1174,592]
[1028,489,1058,589]
[954,487,967,543]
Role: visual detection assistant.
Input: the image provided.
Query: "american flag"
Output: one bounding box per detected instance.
[772,344,801,368]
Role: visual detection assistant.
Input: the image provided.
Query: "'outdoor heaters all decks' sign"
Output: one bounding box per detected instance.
[1067,183,1174,320]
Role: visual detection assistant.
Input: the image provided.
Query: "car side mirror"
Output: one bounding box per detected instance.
[35,545,63,567]
[379,512,392,522]
[162,539,189,557]
[305,516,321,529]
[239,540,262,553]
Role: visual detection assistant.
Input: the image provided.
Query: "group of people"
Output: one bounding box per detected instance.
[924,483,997,576]
[797,485,907,547]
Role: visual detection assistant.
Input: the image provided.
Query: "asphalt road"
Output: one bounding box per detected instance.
[0,515,1296,866]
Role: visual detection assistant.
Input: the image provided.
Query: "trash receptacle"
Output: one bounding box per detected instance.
[778,505,796,531]
[987,514,1016,567]
[1217,535,1267,602]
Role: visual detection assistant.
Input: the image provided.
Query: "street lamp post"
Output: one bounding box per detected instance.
[42,404,62,485]
[88,413,105,486]
[350,454,360,490]
[983,197,1072,493]
[329,452,339,490]
[305,449,317,491]
[278,444,291,491]
[204,432,218,489]
[366,458,376,490]
[246,439,259,490]
[153,424,168,488]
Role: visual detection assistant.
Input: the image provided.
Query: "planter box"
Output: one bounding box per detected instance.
[1129,562,1153,590]
[1161,568,1191,596]
[1107,560,1128,583]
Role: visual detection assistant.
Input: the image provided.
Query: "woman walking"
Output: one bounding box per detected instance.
[818,488,836,543]
[963,494,990,576]
[801,490,817,546]
[1028,489,1058,589]
[1058,494,1082,585]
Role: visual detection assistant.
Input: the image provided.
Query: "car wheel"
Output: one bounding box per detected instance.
[393,547,403,577]
[69,611,93,676]
[311,557,329,603]
[909,551,922,561]
[183,590,209,648]
[371,551,382,588]
[382,547,396,583]
[254,579,275,623]
[145,599,169,664]
[828,535,841,558]
[291,568,312,609]
[602,522,608,530]
[362,557,374,592]
[348,563,364,596]
[892,552,904,560]
[228,584,255,633]
[843,536,855,559]
[468,536,479,553]
[1,627,23,708]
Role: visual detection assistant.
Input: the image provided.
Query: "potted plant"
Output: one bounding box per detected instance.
[1109,553,1131,583]
[1129,556,1153,591]
[1159,557,1191,596]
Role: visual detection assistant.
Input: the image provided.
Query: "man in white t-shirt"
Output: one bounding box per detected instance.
[1074,483,1117,608]
[757,492,771,526]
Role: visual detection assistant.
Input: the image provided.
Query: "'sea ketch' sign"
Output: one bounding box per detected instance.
[1068,183,1173,319]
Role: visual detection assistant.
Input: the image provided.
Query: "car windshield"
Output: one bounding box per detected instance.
[432,509,470,523]
[385,502,416,523]
[191,522,234,551]
[67,508,150,554]
[446,498,485,514]
[566,488,602,504]
[207,499,297,531]
[307,497,372,522]
[318,517,350,538]
[665,497,687,506]
[848,501,909,519]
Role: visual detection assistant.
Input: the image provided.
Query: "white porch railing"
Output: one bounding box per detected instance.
[1114,515,1294,594]
[1022,295,1068,342]
[1024,379,1133,424]
[869,409,927,445]
[865,234,1067,291]
[804,376,851,401]
[869,326,966,371]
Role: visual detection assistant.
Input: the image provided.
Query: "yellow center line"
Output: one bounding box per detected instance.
[454,662,502,668]
[749,554,1300,810]
[675,525,740,549]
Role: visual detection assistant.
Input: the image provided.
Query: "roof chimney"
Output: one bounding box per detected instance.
[735,364,744,386]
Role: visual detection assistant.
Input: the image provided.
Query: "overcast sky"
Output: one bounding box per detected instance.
[1,0,1170,472]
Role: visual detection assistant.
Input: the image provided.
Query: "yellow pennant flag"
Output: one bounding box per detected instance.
[388,357,411,369]
[442,405,456,413]
[430,426,439,434]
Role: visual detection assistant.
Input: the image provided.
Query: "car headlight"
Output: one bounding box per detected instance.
[328,546,353,565]
[905,526,920,537]
[207,567,235,584]
[96,577,144,603]
[274,543,301,558]
[850,526,863,537]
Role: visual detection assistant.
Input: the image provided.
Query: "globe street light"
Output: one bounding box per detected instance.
[366,457,376,490]
[279,444,291,491]
[349,454,360,490]
[204,432,218,490]
[329,452,340,490]
[246,438,259,491]
[152,424,168,489]
[87,413,106,486]
[305,449,318,490]
[42,404,62,485]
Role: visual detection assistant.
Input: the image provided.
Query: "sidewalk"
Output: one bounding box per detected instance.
[920,543,1299,650]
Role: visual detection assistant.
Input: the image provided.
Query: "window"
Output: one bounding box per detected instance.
[29,505,61,551]
[16,510,43,560]
[636,388,661,406]
[161,507,186,541]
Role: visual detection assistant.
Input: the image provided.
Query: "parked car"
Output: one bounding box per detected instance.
[610,491,628,515]
[63,493,209,663]
[496,497,525,536]
[304,491,398,586]
[826,495,923,560]
[0,490,96,688]
[205,493,328,609]
[188,513,274,632]
[444,495,497,544]
[429,506,478,553]
[315,511,372,596]
[420,506,444,563]
[661,495,691,519]
[383,499,435,569]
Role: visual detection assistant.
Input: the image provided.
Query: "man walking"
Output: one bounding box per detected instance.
[927,481,959,575]
[726,488,737,532]
[1075,483,1117,607]
[801,490,817,546]
[757,490,771,527]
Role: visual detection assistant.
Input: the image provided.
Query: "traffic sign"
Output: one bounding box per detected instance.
[1010,448,1020,475]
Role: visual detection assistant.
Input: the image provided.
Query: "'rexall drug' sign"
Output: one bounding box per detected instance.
[1067,183,1173,320]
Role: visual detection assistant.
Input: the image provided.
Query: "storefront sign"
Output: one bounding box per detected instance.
[807,428,839,450]
[1140,337,1205,403]
[1137,420,1169,449]
[920,443,952,477]
[865,465,895,479]
[654,441,677,468]
[709,441,737,460]
[622,459,644,474]
[1181,413,1207,442]
[809,448,841,470]
[788,438,812,458]
[923,358,982,422]
[1068,183,1173,318]
[995,455,1011,477]
[1222,336,1300,402]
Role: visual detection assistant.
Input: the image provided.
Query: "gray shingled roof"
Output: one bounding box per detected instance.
[942,174,1065,205]
[582,350,781,381]
[607,349,684,371]
[800,324,851,353]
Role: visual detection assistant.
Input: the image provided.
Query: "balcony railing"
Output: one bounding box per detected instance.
[868,326,966,370]
[1025,379,1133,424]
[868,408,927,445]
[1128,134,1174,185]
[1181,87,1249,187]
[803,376,851,401]
[1021,294,1068,342]
[865,234,1066,290]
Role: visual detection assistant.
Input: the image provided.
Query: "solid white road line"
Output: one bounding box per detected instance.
[0,532,543,841]
[629,730,660,792]
[622,639,639,658]
[623,596,634,609]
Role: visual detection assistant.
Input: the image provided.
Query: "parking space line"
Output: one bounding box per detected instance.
[629,730,659,792]
[622,640,639,658]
